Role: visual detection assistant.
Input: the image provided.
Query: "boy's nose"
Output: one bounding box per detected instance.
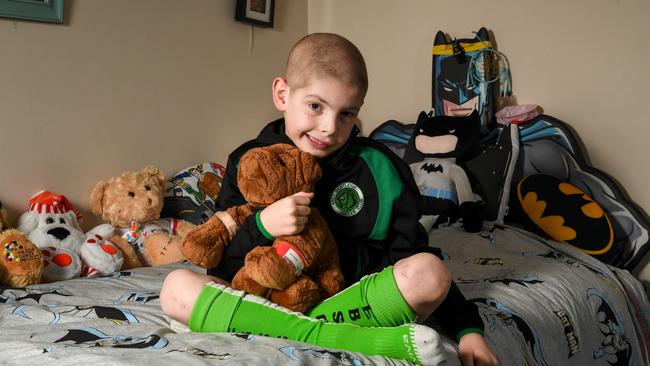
[318,114,337,134]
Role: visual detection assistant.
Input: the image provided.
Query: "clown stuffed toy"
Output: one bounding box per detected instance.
[17,191,124,282]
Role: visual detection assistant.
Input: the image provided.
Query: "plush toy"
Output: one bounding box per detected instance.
[0,229,43,287]
[182,144,344,313]
[403,111,484,232]
[0,200,8,233]
[17,191,124,282]
[89,165,195,268]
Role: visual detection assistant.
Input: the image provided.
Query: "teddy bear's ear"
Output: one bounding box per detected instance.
[89,181,109,217]
[142,165,165,189]
[297,149,322,186]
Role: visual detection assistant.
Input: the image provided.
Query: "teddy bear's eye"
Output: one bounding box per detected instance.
[46,217,54,224]
[144,185,151,191]
[59,218,66,224]
[128,191,135,198]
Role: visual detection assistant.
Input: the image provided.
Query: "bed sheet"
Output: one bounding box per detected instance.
[432,222,650,366]
[0,262,455,366]
[1,222,648,365]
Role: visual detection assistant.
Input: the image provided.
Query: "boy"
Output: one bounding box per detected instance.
[161,33,498,366]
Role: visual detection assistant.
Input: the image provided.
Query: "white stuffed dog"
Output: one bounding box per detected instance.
[17,191,123,282]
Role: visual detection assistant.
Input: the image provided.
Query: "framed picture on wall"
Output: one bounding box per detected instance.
[235,0,275,28]
[0,0,64,24]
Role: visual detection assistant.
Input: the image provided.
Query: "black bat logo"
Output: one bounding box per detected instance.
[421,162,444,173]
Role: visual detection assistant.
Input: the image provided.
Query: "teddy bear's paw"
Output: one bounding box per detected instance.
[181,226,226,268]
[245,246,296,290]
[40,246,81,282]
[79,233,124,276]
[270,275,320,313]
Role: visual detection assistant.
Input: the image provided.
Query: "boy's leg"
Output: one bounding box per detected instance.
[185,279,444,365]
[160,268,229,325]
[307,253,451,327]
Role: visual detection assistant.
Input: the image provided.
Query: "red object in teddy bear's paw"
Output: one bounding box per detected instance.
[40,246,82,282]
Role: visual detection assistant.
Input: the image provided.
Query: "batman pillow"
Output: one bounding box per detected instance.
[162,162,226,225]
[515,174,614,262]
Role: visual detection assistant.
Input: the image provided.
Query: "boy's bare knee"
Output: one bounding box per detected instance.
[394,253,452,315]
[160,268,208,323]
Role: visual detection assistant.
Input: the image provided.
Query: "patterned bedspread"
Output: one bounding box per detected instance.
[0,222,648,365]
[433,223,650,366]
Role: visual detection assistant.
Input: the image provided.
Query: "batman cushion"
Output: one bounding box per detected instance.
[515,174,614,261]
[162,162,226,225]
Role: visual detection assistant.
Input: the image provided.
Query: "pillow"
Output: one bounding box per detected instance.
[162,162,226,225]
[514,174,615,262]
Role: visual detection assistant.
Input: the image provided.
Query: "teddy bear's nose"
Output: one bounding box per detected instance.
[47,227,70,241]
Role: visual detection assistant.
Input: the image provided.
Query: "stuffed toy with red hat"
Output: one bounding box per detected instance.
[17,191,125,282]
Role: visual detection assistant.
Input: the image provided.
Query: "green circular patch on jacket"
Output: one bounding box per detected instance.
[516,174,613,256]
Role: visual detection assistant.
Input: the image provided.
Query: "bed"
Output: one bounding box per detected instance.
[1,115,649,365]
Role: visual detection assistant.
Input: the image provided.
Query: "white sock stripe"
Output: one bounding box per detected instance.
[206,281,245,298]
[241,292,321,323]
[205,281,320,324]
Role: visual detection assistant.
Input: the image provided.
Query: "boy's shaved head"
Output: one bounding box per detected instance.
[285,33,368,96]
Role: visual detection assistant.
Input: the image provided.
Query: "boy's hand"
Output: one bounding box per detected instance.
[260,192,313,237]
[458,333,499,366]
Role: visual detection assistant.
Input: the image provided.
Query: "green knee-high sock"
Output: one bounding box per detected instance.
[307,266,415,327]
[187,282,442,365]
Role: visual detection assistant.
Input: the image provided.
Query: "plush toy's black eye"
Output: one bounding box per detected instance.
[46,217,54,224]
[128,191,135,197]
[59,218,66,224]
[144,185,151,191]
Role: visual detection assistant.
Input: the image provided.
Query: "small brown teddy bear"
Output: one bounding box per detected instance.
[0,200,8,232]
[89,166,195,269]
[182,144,345,313]
[0,229,43,287]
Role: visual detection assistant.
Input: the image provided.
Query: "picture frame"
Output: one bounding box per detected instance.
[235,0,274,28]
[0,0,64,24]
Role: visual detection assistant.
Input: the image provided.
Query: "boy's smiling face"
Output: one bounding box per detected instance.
[273,76,364,159]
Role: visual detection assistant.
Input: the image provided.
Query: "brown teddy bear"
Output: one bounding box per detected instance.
[0,200,8,232]
[182,144,345,313]
[1,203,43,287]
[0,229,43,287]
[89,166,195,269]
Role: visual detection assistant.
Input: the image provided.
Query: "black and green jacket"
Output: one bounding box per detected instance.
[208,118,484,340]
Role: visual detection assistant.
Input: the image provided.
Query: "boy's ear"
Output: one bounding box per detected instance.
[272,77,289,112]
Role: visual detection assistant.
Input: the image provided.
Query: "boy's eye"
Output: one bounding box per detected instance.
[308,103,321,112]
[341,111,357,118]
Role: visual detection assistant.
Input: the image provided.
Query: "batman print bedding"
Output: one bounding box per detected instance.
[0,227,648,365]
[431,223,649,366]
